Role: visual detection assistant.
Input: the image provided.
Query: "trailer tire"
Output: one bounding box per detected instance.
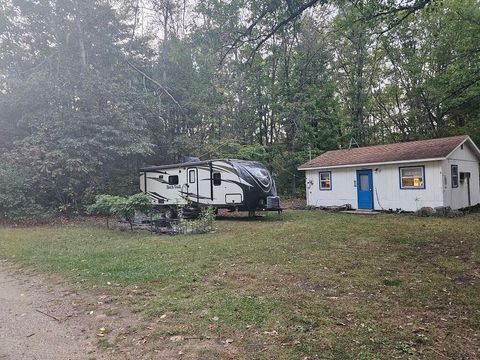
[182,208,201,219]
[164,208,177,219]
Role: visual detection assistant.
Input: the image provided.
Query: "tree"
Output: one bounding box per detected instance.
[0,162,50,223]
[0,0,154,213]
[372,0,480,141]
[2,0,480,222]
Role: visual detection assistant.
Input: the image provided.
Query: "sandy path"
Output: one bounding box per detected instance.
[0,264,103,360]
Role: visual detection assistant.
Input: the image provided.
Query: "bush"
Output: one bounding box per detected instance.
[173,206,216,235]
[86,194,123,228]
[88,193,153,230]
[0,163,51,223]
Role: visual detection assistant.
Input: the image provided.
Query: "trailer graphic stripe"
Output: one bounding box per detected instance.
[147,177,169,184]
[142,170,169,175]
[148,191,170,201]
[199,177,253,188]
[196,164,237,175]
[179,190,213,200]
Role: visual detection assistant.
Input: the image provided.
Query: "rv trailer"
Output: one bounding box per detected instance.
[139,159,280,218]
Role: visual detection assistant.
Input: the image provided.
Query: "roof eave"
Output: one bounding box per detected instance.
[298,157,446,171]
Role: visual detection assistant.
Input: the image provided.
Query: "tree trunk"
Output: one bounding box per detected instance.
[74,1,87,70]
[162,3,169,83]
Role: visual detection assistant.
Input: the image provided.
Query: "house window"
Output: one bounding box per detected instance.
[319,171,332,190]
[188,169,196,183]
[168,175,179,185]
[451,165,459,188]
[399,166,425,189]
[213,172,221,186]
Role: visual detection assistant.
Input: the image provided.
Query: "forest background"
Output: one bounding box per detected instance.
[1,0,479,220]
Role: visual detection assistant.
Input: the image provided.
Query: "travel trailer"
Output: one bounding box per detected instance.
[140,159,280,218]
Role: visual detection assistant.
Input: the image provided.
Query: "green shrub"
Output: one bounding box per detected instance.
[0,163,51,223]
[174,206,216,235]
[88,193,153,230]
[86,194,123,228]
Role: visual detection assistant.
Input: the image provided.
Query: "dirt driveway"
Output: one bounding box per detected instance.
[0,262,234,360]
[0,264,111,360]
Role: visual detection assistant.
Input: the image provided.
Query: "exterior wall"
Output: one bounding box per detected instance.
[305,161,445,212]
[442,144,480,209]
[305,167,357,208]
[140,163,245,207]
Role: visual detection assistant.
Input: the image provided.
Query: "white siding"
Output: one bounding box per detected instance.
[305,168,357,208]
[305,161,444,212]
[372,162,444,211]
[140,161,246,206]
[442,143,480,209]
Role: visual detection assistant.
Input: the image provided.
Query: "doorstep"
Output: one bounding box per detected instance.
[340,210,380,215]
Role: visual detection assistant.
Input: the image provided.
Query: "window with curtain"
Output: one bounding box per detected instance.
[319,171,332,190]
[399,167,425,189]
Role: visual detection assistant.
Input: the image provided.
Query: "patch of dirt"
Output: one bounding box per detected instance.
[0,262,109,359]
[280,198,307,210]
[0,261,236,359]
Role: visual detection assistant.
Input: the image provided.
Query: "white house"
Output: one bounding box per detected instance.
[298,135,480,212]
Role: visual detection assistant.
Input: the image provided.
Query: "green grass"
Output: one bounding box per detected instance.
[1,211,479,359]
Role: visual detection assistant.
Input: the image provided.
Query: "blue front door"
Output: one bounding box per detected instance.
[356,169,374,209]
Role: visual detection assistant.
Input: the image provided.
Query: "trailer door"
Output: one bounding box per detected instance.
[187,167,199,204]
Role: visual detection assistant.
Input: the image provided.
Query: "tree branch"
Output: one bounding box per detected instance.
[220,0,324,65]
[124,57,183,110]
[367,0,432,20]
[246,0,323,64]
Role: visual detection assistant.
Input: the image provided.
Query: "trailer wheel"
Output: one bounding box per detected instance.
[182,208,201,219]
[164,207,177,219]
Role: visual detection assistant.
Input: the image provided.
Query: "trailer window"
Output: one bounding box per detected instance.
[168,175,179,185]
[213,172,221,186]
[189,169,196,183]
[451,165,459,188]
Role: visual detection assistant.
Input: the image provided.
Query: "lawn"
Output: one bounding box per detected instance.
[0,211,479,359]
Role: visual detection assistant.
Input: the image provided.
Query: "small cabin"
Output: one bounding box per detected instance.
[298,135,480,211]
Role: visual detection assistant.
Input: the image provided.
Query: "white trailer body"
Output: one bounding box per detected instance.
[140,159,279,212]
